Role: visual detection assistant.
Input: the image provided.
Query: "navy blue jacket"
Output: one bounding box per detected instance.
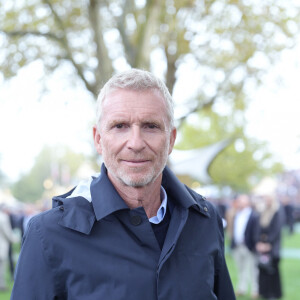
[11,165,235,300]
[244,211,260,252]
[231,210,260,252]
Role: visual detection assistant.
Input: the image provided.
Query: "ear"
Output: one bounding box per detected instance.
[93,125,103,155]
[168,127,177,155]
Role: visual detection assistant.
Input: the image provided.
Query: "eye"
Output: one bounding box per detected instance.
[113,123,130,130]
[145,123,159,129]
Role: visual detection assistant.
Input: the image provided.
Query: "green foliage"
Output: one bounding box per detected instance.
[1,0,299,96]
[176,108,283,192]
[11,146,85,203]
[1,0,298,192]
[210,141,274,191]
[282,230,300,249]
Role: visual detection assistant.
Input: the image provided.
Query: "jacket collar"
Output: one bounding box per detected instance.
[90,164,129,221]
[162,166,210,217]
[52,163,210,235]
[52,191,96,235]
[91,164,210,220]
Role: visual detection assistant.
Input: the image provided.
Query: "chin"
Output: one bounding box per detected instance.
[119,173,157,188]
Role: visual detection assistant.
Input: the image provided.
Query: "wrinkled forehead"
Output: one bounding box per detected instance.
[99,88,171,129]
[102,87,163,104]
[102,88,169,119]
[102,88,168,117]
[97,86,174,131]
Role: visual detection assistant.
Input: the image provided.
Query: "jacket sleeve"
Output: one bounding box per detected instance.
[11,216,58,300]
[214,212,236,300]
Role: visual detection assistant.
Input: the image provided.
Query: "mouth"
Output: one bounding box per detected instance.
[121,159,150,166]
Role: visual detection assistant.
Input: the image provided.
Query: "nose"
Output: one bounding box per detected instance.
[126,126,145,152]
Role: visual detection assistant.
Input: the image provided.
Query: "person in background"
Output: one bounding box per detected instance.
[225,196,239,244]
[281,196,294,234]
[6,208,24,280]
[11,69,235,299]
[0,205,18,292]
[230,194,260,299]
[256,194,283,300]
[22,204,39,235]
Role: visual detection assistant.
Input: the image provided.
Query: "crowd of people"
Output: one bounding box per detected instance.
[226,193,284,300]
[277,169,300,233]
[209,169,300,300]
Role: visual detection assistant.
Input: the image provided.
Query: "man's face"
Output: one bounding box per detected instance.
[237,195,249,209]
[93,89,176,187]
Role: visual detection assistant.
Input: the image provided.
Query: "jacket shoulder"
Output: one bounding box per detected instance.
[29,196,96,236]
[184,185,218,217]
[25,206,64,236]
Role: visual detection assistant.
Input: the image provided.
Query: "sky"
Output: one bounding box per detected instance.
[1,44,300,182]
[0,61,96,181]
[245,45,300,169]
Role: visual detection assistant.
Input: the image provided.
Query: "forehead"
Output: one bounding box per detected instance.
[101,88,168,119]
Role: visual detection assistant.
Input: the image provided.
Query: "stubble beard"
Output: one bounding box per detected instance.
[102,145,170,188]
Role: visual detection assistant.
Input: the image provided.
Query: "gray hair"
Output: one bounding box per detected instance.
[96,69,174,129]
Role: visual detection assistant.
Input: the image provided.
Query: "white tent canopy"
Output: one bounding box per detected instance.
[169,139,231,184]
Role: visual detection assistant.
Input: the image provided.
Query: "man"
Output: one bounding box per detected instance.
[230,194,260,299]
[11,69,235,299]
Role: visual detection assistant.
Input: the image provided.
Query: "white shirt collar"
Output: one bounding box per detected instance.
[148,186,168,224]
[67,176,94,201]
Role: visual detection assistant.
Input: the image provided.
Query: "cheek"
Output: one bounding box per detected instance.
[154,139,171,156]
[101,136,122,155]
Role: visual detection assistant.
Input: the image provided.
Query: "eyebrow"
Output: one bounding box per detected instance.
[106,118,167,129]
[104,119,127,129]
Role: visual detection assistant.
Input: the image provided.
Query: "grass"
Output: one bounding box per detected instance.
[282,228,300,248]
[1,228,300,300]
[0,272,13,300]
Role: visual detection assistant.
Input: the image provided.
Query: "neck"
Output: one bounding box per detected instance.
[108,174,163,219]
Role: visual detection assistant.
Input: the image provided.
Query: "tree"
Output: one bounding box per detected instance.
[1,0,299,190]
[1,0,299,101]
[11,146,85,202]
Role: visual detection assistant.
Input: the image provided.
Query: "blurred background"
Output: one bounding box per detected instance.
[0,0,300,299]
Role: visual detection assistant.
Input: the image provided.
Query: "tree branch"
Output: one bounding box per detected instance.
[42,0,65,30]
[89,0,113,88]
[117,0,161,68]
[176,95,216,129]
[2,30,61,42]
[115,0,136,66]
[176,67,242,128]
[134,0,161,68]
[42,0,97,96]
